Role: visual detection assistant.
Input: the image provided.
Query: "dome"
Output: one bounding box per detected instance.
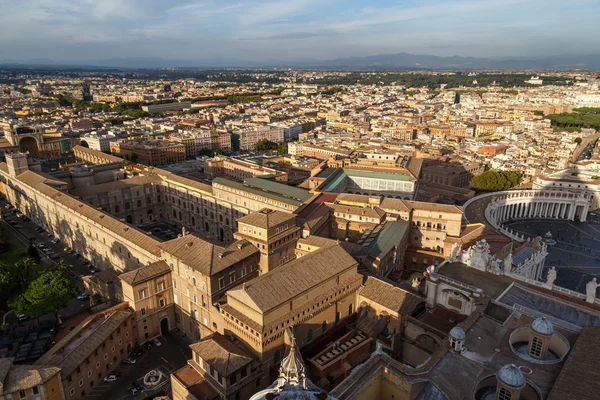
[531,317,554,336]
[497,364,526,389]
[449,326,466,340]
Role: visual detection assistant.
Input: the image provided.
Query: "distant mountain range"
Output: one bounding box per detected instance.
[2,53,600,70]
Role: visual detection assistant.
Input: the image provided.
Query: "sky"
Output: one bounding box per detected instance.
[0,0,599,64]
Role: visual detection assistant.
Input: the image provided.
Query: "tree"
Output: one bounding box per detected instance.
[0,262,20,303]
[9,265,78,320]
[277,143,288,155]
[130,152,139,163]
[574,137,583,145]
[0,229,9,253]
[470,170,522,193]
[255,139,279,151]
[27,242,41,262]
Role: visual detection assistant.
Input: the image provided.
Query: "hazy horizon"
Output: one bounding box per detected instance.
[1,0,599,64]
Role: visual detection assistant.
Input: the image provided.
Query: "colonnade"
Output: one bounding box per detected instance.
[486,190,590,224]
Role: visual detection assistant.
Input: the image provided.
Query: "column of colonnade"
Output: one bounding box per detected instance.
[496,200,576,222]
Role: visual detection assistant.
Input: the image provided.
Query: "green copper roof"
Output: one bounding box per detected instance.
[357,221,410,258]
[212,177,311,206]
[345,169,412,181]
[321,169,413,192]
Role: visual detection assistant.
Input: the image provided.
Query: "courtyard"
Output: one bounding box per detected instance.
[503,219,600,294]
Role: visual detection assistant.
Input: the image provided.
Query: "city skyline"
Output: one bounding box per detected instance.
[1,0,600,65]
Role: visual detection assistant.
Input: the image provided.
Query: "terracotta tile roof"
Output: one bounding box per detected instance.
[189,334,253,377]
[227,244,358,313]
[172,365,219,400]
[359,276,424,315]
[7,168,162,257]
[380,198,412,212]
[237,208,295,229]
[0,358,13,392]
[35,306,133,376]
[119,260,171,286]
[547,326,600,400]
[327,203,386,219]
[1,363,61,395]
[158,235,258,276]
[405,200,463,213]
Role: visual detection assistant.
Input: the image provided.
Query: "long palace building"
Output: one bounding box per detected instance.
[1,147,598,400]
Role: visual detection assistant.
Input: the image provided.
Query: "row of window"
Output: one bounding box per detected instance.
[3,386,39,400]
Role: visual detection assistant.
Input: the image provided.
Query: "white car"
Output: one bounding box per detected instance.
[103,375,118,382]
[77,293,90,301]
[153,337,162,347]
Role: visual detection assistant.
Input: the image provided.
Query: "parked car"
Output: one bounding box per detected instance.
[144,341,153,350]
[130,347,143,357]
[81,260,90,266]
[77,293,90,301]
[13,224,23,229]
[132,381,143,391]
[109,371,122,377]
[103,375,118,382]
[17,314,29,321]
[129,388,139,396]
[153,337,162,347]
[122,358,137,365]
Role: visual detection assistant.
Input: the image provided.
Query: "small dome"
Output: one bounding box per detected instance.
[449,326,466,340]
[531,317,554,336]
[497,364,526,389]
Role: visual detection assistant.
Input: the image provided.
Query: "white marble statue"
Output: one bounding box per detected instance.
[546,267,557,286]
[449,242,459,261]
[468,240,491,271]
[586,278,600,303]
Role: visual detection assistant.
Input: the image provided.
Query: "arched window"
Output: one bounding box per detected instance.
[322,320,328,333]
[125,202,130,210]
[307,329,313,343]
[114,205,120,213]
[497,387,512,400]
[530,336,543,358]
[225,218,229,225]
[348,303,354,315]
[192,277,197,286]
[146,197,151,204]
[200,282,206,291]
[137,200,142,207]
[192,217,196,226]
[205,222,210,232]
[173,209,177,218]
